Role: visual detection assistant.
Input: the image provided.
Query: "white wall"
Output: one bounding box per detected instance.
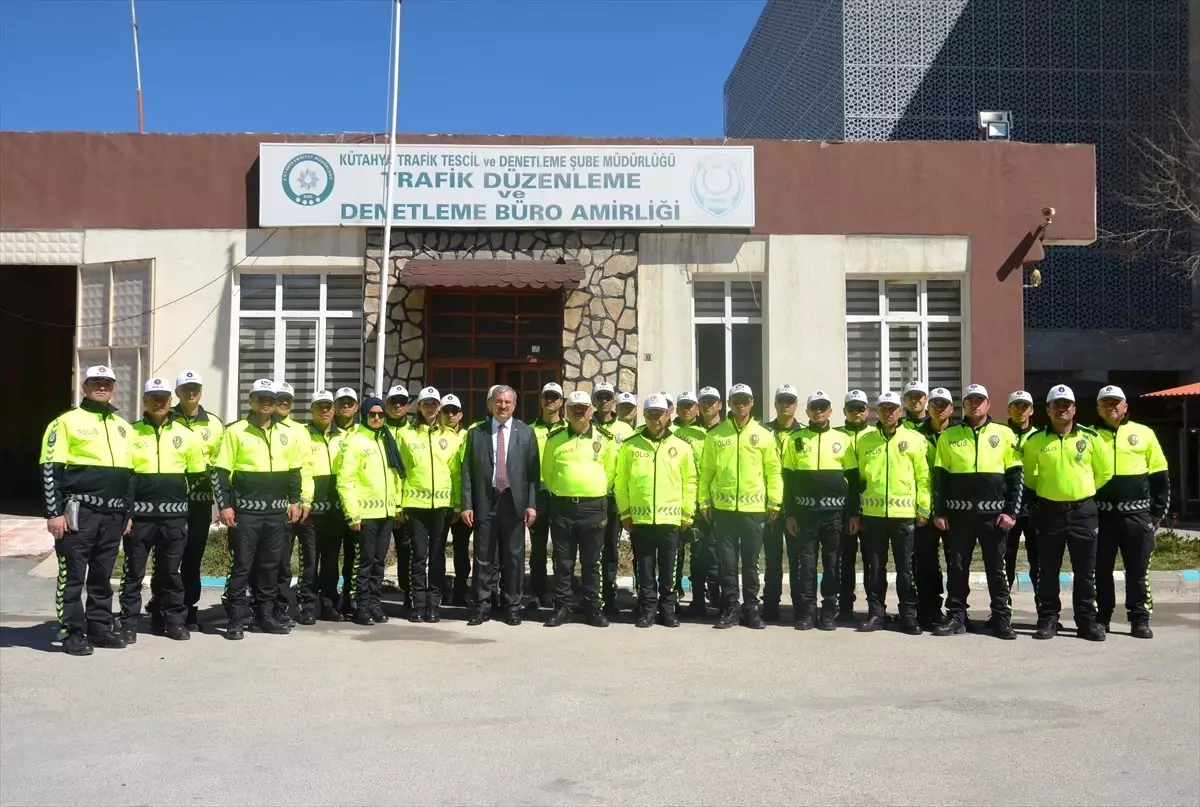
[82,228,364,421]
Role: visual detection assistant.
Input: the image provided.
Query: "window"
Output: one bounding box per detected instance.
[693,279,764,418]
[426,291,562,362]
[76,261,152,411]
[845,279,963,396]
[232,272,363,419]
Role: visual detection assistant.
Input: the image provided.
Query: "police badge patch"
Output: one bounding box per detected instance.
[201,428,211,441]
[749,434,760,446]
[899,441,909,452]
[668,446,678,458]
[280,433,289,446]
[989,435,1000,448]
[439,438,448,450]
[1128,434,1140,446]
[117,426,127,438]
[172,436,182,449]
[832,442,842,454]
[593,440,602,454]
[1075,439,1087,453]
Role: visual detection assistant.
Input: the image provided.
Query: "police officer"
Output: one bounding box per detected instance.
[930,384,1022,640]
[902,380,930,430]
[698,383,783,630]
[762,384,803,622]
[1004,390,1039,609]
[440,394,473,606]
[213,379,306,639]
[616,391,639,428]
[836,390,871,622]
[527,382,565,609]
[686,387,724,615]
[119,378,206,643]
[1022,384,1113,641]
[337,396,406,626]
[614,393,697,628]
[592,381,635,614]
[912,386,955,629]
[385,383,413,608]
[170,369,223,633]
[781,389,852,631]
[398,386,462,624]
[542,390,618,628]
[845,391,930,635]
[1094,385,1170,639]
[669,391,708,606]
[271,381,314,627]
[297,390,347,624]
[39,364,133,655]
[332,387,360,615]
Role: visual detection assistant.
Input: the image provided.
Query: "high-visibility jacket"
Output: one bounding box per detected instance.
[39,399,133,517]
[281,416,314,504]
[542,424,618,499]
[914,418,953,468]
[614,429,697,525]
[1008,421,1038,515]
[127,414,207,518]
[336,424,404,523]
[931,418,1023,518]
[171,405,223,502]
[845,425,931,519]
[212,415,305,516]
[1094,419,1170,516]
[304,424,347,514]
[837,423,870,452]
[698,417,783,514]
[1022,425,1114,503]
[780,423,854,514]
[398,423,463,510]
[593,415,635,445]
[529,417,565,490]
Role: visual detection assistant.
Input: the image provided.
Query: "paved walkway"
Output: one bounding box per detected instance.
[0,515,50,558]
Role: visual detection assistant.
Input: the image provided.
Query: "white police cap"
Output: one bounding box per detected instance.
[659,391,675,405]
[677,391,698,405]
[334,387,358,402]
[84,365,116,382]
[387,384,411,400]
[566,390,591,406]
[1007,390,1034,405]
[592,382,615,396]
[143,377,171,395]
[250,379,275,396]
[929,387,953,403]
[541,382,564,397]
[275,381,295,399]
[697,387,721,401]
[903,380,929,396]
[877,391,902,406]
[643,393,669,411]
[1097,385,1126,402]
[1046,384,1076,403]
[775,384,799,399]
[440,393,462,409]
[728,383,753,398]
[845,390,869,405]
[310,389,334,406]
[617,392,637,406]
[806,389,831,405]
[964,384,989,399]
[175,370,202,387]
[417,386,441,403]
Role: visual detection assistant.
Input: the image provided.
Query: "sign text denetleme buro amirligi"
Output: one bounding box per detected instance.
[258,143,755,229]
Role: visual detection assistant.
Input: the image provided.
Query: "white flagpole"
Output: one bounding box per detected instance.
[374,0,402,396]
[130,0,145,133]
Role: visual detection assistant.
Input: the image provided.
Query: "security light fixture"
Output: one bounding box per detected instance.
[978,111,1012,141]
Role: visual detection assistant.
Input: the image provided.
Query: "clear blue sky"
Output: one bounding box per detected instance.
[0,0,764,137]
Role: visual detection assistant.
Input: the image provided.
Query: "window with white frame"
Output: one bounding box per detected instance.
[77,260,152,411]
[693,278,764,418]
[845,279,963,396]
[233,272,363,419]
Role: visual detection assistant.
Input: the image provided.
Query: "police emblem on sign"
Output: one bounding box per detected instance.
[832,442,842,454]
[989,435,1000,448]
[749,434,760,446]
[899,441,909,452]
[439,438,448,450]
[117,426,126,438]
[1128,434,1140,446]
[201,428,211,440]
[280,433,289,446]
[172,436,182,449]
[691,154,746,218]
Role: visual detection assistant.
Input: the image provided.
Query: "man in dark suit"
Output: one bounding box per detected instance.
[460,385,540,626]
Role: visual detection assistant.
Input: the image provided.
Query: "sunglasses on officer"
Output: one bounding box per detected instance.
[845,403,867,413]
[366,409,387,420]
[387,395,410,406]
[441,406,461,416]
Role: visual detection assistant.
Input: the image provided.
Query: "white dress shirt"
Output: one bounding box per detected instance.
[490,417,512,489]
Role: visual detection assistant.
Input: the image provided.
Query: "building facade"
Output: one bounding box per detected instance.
[725,0,1200,398]
[0,131,1094,511]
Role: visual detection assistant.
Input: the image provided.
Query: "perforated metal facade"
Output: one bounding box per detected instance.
[724,0,1194,333]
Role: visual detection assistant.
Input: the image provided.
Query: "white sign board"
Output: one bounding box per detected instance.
[259,143,755,229]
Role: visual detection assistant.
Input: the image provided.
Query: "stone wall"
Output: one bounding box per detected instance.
[363,230,639,394]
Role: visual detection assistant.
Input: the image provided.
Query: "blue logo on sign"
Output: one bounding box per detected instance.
[691,154,745,218]
[282,153,335,207]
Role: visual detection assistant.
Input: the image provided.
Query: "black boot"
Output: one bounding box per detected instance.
[817,607,837,631]
[635,607,655,628]
[466,609,490,627]
[353,608,375,626]
[274,605,296,629]
[932,615,967,636]
[225,616,244,640]
[254,606,291,635]
[297,608,316,626]
[1078,622,1107,642]
[62,632,94,656]
[706,583,721,609]
[714,606,739,630]
[794,608,815,631]
[370,606,389,624]
[661,604,680,628]
[451,585,467,608]
[407,608,424,623]
[1033,615,1059,640]
[424,607,441,624]
[761,603,780,622]
[89,630,127,649]
[687,593,708,617]
[164,624,191,641]
[836,605,855,623]
[544,606,571,627]
[586,610,610,628]
[992,616,1016,640]
[899,619,923,636]
[319,603,344,622]
[185,606,200,632]
[119,619,138,645]
[1131,615,1154,639]
[856,615,886,633]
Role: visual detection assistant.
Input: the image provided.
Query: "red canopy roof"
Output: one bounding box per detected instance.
[1141,383,1200,398]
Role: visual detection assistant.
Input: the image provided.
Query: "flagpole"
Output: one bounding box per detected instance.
[374,0,402,396]
[130,0,145,133]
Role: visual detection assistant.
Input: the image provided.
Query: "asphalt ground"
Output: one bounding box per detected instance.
[1,556,1198,807]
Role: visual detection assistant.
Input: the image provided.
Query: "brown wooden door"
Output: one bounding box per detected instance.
[428,361,493,424]
[498,363,561,423]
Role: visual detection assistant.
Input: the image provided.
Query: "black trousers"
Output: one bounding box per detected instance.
[1004,516,1040,607]
[223,512,287,619]
[353,517,394,612]
[913,522,948,620]
[687,518,719,599]
[1033,500,1098,626]
[1097,512,1156,621]
[392,523,412,604]
[601,494,621,603]
[448,519,473,595]
[340,529,358,614]
[55,505,123,636]
[549,496,606,610]
[182,501,213,610]
[296,512,343,610]
[838,518,865,612]
[945,515,1011,621]
[529,501,552,600]
[120,517,187,624]
[473,490,525,612]
[792,511,843,614]
[762,518,787,609]
[274,521,302,611]
[406,507,452,611]
[861,516,917,621]
[712,510,766,610]
[631,524,681,609]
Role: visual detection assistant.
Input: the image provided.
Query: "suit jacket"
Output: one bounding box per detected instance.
[461,416,540,517]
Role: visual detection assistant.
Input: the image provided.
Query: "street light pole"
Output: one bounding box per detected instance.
[374,0,402,396]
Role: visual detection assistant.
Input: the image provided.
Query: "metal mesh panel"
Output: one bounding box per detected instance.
[78,266,109,348]
[111,264,149,347]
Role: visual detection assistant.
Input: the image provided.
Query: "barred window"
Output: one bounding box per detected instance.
[76,260,152,411]
[693,279,764,419]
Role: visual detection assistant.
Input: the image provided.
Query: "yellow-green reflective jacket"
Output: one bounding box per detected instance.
[335,424,404,523]
[697,418,783,514]
[845,425,931,519]
[614,429,697,525]
[398,423,463,510]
